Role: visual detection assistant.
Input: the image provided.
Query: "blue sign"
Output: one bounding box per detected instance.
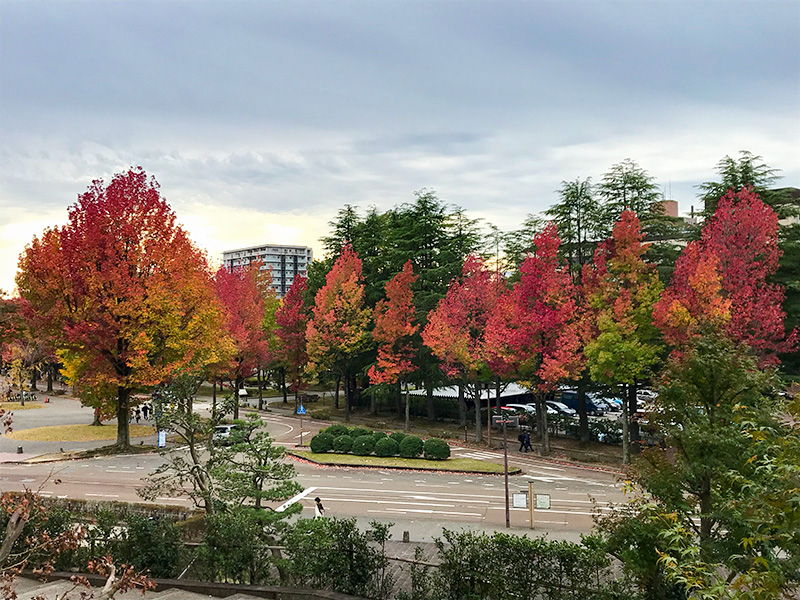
[157,430,167,448]
[297,404,306,415]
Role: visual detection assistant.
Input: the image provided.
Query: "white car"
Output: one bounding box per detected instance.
[504,403,537,415]
[545,401,576,417]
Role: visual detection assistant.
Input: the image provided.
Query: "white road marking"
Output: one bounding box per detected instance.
[276,486,317,512]
[381,508,482,517]
[85,493,119,498]
[325,498,454,508]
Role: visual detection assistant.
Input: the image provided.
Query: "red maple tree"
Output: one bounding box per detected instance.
[369,261,419,430]
[214,260,274,419]
[654,187,796,364]
[16,168,229,447]
[486,224,583,453]
[273,274,311,406]
[422,255,504,441]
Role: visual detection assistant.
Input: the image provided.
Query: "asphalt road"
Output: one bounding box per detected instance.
[0,397,630,542]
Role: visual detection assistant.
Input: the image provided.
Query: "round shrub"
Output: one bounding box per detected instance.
[399,435,424,458]
[333,435,353,453]
[389,432,406,445]
[309,433,333,454]
[423,438,451,460]
[372,431,387,444]
[350,426,372,439]
[374,437,399,457]
[325,423,349,438]
[352,434,376,456]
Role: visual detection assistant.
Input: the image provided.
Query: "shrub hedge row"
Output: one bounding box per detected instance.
[309,427,451,460]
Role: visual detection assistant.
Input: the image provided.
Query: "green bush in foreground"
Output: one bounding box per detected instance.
[389,432,406,445]
[352,434,376,456]
[372,431,387,444]
[333,434,354,453]
[374,437,399,457]
[399,435,424,458]
[423,438,451,460]
[310,433,334,453]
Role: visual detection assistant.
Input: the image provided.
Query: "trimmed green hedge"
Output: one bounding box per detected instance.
[351,434,376,456]
[374,437,399,457]
[325,424,350,438]
[309,432,334,453]
[333,435,354,453]
[423,438,451,460]
[399,435,424,458]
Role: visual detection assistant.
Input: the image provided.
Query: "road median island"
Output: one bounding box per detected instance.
[289,449,520,474]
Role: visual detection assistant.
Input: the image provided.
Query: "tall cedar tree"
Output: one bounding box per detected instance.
[368,261,419,431]
[422,255,504,442]
[583,210,663,464]
[16,168,230,447]
[306,244,371,421]
[486,224,583,454]
[214,260,274,419]
[273,275,310,406]
[654,187,796,366]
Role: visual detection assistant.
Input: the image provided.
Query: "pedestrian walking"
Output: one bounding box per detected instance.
[314,497,325,519]
[518,432,526,452]
[135,408,141,424]
[141,404,149,420]
[522,431,533,452]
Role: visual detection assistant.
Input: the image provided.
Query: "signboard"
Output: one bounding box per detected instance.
[535,494,551,510]
[297,404,306,415]
[512,493,528,509]
[157,430,166,449]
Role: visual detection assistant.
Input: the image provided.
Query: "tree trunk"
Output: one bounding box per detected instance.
[46,364,53,393]
[457,380,467,426]
[233,376,242,420]
[539,393,550,454]
[281,367,288,404]
[395,380,402,416]
[31,367,38,391]
[425,379,435,420]
[116,386,131,448]
[343,368,351,422]
[699,475,713,555]
[577,379,590,445]
[212,378,217,421]
[474,380,482,443]
[404,380,410,433]
[334,375,341,409]
[258,369,264,410]
[628,382,640,444]
[91,407,102,426]
[620,384,630,464]
[370,383,377,415]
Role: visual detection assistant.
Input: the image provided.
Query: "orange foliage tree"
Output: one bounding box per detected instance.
[16,168,231,448]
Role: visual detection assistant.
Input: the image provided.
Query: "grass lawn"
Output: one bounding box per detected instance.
[7,424,156,442]
[0,402,44,411]
[290,449,517,474]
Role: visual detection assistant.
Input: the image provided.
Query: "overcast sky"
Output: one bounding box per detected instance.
[1,0,798,293]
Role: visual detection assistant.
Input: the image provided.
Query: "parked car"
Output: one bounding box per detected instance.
[503,403,537,415]
[212,424,244,445]
[545,400,576,417]
[589,394,621,413]
[559,390,606,416]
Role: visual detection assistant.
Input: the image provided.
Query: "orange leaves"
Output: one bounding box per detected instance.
[16,169,229,425]
[306,244,371,374]
[369,261,418,384]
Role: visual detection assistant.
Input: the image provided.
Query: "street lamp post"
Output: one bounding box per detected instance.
[500,406,515,528]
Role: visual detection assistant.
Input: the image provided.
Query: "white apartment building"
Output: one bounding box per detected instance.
[222,244,313,298]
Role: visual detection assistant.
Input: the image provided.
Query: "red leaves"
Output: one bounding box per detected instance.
[15,169,229,426]
[369,261,418,384]
[655,187,796,364]
[485,223,582,390]
[274,275,310,391]
[214,260,274,382]
[423,255,504,379]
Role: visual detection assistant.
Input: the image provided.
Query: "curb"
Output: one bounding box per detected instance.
[287,451,522,476]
